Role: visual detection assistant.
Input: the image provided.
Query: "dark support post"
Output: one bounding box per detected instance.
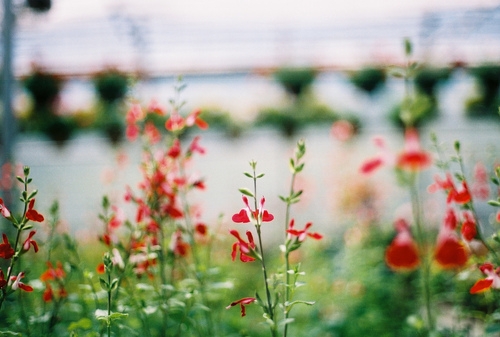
[2,0,16,205]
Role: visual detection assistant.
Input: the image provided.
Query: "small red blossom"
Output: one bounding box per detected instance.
[170,230,190,257]
[461,212,477,242]
[144,122,162,144]
[126,104,145,124]
[287,220,323,242]
[331,119,355,142]
[188,136,206,155]
[471,162,490,200]
[396,128,432,171]
[0,234,14,259]
[165,113,185,132]
[226,297,256,317]
[229,229,256,262]
[232,209,251,223]
[40,261,66,282]
[96,263,105,274]
[0,269,7,288]
[10,272,33,292]
[470,263,500,294]
[23,230,39,253]
[167,139,182,158]
[385,219,420,271]
[428,173,471,204]
[360,157,384,175]
[195,223,208,236]
[0,198,11,218]
[126,123,140,141]
[186,109,208,130]
[42,283,53,302]
[434,214,468,269]
[147,100,166,115]
[26,199,44,222]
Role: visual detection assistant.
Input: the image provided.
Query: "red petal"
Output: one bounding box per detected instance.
[434,236,468,269]
[360,157,383,175]
[232,209,250,223]
[385,236,420,271]
[470,278,494,294]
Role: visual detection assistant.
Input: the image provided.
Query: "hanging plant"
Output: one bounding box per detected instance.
[273,67,317,97]
[22,67,62,110]
[92,68,129,104]
[349,66,386,95]
[465,63,500,118]
[26,0,51,12]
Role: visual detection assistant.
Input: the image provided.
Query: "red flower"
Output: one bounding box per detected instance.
[165,113,185,132]
[23,230,39,253]
[126,123,140,141]
[195,223,208,236]
[461,212,477,242]
[126,103,145,124]
[144,122,162,144]
[40,261,66,282]
[471,162,490,200]
[167,139,182,158]
[226,297,256,317]
[170,230,189,257]
[360,157,384,175]
[0,234,14,259]
[147,100,166,115]
[434,213,468,269]
[96,263,105,274]
[26,199,44,222]
[188,136,206,155]
[385,219,420,271]
[0,198,11,219]
[229,229,256,262]
[470,263,500,294]
[43,283,53,302]
[186,109,208,130]
[0,269,7,288]
[428,173,470,204]
[10,272,33,292]
[231,196,274,224]
[395,128,432,171]
[287,219,323,242]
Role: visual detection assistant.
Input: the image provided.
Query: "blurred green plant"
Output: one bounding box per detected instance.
[465,63,500,119]
[21,67,77,146]
[348,66,386,95]
[274,67,317,97]
[256,99,338,137]
[92,68,131,145]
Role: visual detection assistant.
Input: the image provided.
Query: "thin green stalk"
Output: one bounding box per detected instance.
[409,175,434,332]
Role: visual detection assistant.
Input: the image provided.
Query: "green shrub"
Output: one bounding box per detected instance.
[274,67,317,97]
[349,67,386,94]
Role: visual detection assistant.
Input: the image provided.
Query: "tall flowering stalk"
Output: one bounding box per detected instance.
[97,81,215,336]
[360,40,470,333]
[227,140,322,337]
[0,166,44,311]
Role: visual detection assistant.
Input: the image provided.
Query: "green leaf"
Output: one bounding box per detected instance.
[109,312,129,321]
[256,173,265,179]
[295,163,305,173]
[244,172,253,178]
[99,278,109,291]
[110,278,119,291]
[285,300,315,311]
[67,318,93,331]
[0,330,23,337]
[238,188,254,198]
[488,200,500,207]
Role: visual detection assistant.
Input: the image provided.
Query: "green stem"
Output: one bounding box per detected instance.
[409,175,434,332]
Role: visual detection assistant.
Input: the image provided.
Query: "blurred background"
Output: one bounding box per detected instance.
[1,0,500,236]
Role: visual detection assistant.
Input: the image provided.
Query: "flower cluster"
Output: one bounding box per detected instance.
[0,167,44,310]
[227,140,322,337]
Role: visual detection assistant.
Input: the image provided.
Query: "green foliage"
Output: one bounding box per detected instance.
[22,68,62,108]
[92,68,129,104]
[414,67,452,97]
[274,67,317,97]
[348,66,386,94]
[465,63,500,119]
[256,99,338,137]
